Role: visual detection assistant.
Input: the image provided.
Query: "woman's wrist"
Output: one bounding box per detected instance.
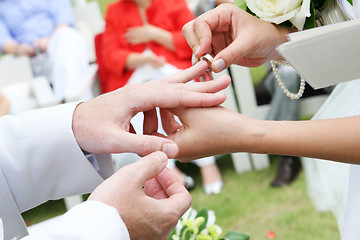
[272,24,295,60]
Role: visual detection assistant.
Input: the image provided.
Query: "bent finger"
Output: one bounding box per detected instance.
[157,168,192,214]
[160,108,182,135]
[164,61,208,84]
[144,175,168,199]
[129,151,168,187]
[143,108,158,135]
[114,132,179,159]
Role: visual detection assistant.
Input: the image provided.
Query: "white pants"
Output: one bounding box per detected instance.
[30,27,89,102]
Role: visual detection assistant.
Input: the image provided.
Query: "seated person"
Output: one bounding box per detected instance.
[100,0,223,194]
[0,0,90,103]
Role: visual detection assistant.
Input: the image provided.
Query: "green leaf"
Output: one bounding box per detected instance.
[223,231,250,240]
[184,230,192,240]
[196,209,209,233]
[169,228,176,240]
[347,0,353,5]
[180,226,189,239]
[234,0,247,11]
[312,0,325,9]
[279,20,294,29]
[303,1,316,29]
[245,6,256,16]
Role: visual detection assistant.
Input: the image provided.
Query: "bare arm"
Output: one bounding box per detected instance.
[244,116,360,163]
[125,52,165,70]
[163,107,360,164]
[125,25,175,51]
[2,40,34,56]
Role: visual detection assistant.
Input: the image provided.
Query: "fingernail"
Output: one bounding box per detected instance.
[214,58,225,72]
[195,45,200,56]
[162,143,179,158]
[191,54,196,65]
[152,151,167,163]
[199,76,204,82]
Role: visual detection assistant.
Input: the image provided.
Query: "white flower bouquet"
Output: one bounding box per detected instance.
[169,208,249,240]
[234,0,353,30]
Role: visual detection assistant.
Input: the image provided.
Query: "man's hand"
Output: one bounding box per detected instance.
[88,151,191,240]
[33,37,51,54]
[72,61,231,158]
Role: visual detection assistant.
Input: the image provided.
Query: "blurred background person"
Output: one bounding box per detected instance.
[98,0,223,194]
[0,0,90,103]
[190,0,234,17]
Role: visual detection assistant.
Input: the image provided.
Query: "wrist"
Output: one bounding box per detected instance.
[229,116,271,154]
[273,24,294,60]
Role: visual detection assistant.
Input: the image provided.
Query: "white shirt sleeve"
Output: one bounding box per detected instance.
[0,103,131,239]
[25,201,130,240]
[0,102,114,212]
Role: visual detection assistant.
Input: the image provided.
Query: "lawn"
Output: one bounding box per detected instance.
[22,155,340,240]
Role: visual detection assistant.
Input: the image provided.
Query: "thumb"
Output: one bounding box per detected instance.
[118,132,179,158]
[131,151,168,187]
[212,37,251,72]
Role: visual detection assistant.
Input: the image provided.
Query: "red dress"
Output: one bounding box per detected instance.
[100,0,195,93]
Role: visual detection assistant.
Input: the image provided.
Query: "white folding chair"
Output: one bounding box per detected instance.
[213,69,253,174]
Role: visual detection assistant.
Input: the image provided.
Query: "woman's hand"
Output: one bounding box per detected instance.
[125,24,175,50]
[125,25,156,45]
[160,106,255,161]
[145,54,166,68]
[182,3,291,72]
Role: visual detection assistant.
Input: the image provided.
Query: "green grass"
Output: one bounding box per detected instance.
[22,155,340,239]
[177,155,340,240]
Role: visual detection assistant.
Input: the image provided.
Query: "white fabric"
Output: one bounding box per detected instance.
[31,27,90,102]
[26,201,130,240]
[305,79,360,239]
[0,103,130,239]
[302,1,360,238]
[302,80,358,232]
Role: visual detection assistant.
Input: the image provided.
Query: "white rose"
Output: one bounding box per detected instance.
[245,0,311,30]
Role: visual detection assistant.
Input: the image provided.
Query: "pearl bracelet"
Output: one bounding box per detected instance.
[270,60,306,100]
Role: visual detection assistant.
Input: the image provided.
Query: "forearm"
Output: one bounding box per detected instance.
[150,26,175,51]
[239,116,360,163]
[2,41,19,55]
[0,103,107,212]
[125,53,148,70]
[55,23,71,32]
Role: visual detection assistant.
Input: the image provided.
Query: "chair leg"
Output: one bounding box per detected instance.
[251,153,270,170]
[231,152,252,174]
[64,195,83,210]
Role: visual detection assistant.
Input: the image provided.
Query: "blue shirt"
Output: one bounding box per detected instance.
[0,0,75,52]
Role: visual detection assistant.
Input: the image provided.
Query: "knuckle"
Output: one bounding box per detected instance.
[141,137,155,155]
[121,164,138,178]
